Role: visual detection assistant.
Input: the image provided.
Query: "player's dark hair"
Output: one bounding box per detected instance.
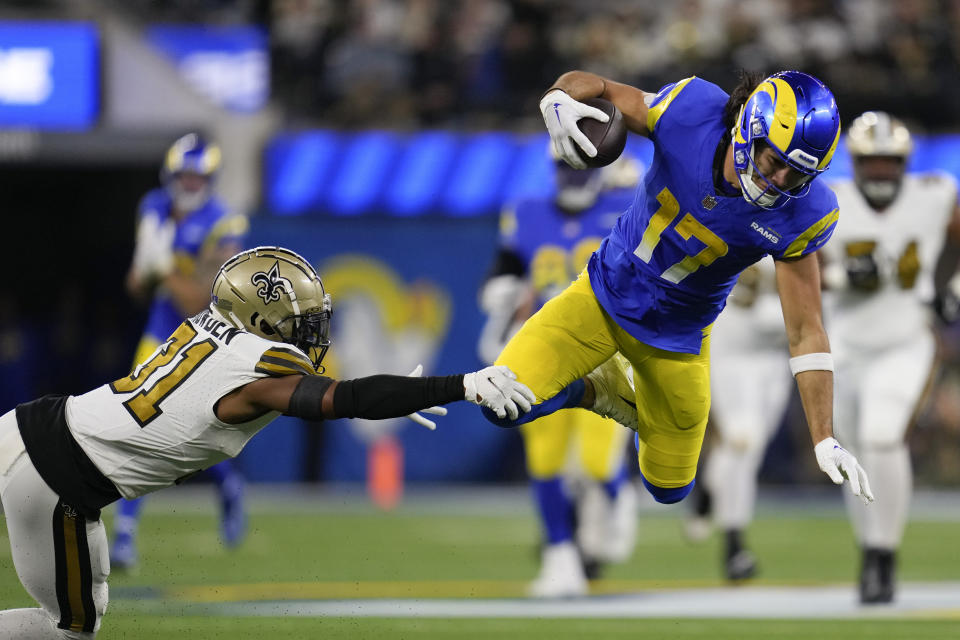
[723,70,767,131]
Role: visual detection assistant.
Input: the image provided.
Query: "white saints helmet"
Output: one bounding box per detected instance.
[846,111,913,208]
[211,246,332,370]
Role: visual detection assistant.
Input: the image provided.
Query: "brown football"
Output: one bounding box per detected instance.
[574,97,627,168]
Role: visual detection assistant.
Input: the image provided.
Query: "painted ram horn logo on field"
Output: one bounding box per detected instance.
[251,261,294,303]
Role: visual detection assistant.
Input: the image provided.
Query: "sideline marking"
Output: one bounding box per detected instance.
[114,582,960,620]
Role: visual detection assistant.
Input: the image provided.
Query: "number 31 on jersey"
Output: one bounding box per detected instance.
[110,322,217,427]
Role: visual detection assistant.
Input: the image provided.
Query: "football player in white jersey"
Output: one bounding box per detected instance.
[820,112,960,603]
[0,246,535,639]
[697,257,794,581]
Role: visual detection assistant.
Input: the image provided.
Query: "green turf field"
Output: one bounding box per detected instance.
[2,488,959,639]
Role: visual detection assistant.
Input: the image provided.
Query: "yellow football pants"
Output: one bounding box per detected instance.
[522,408,628,480]
[496,270,711,488]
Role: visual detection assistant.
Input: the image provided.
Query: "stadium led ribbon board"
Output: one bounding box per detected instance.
[0,22,99,130]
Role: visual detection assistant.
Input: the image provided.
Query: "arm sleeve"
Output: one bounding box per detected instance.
[332,374,465,420]
[284,374,466,422]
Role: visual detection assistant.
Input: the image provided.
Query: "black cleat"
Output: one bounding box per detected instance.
[725,549,758,581]
[581,557,604,581]
[860,547,895,604]
[724,529,758,581]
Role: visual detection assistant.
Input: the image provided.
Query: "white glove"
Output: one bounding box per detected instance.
[479,274,524,315]
[464,365,536,420]
[132,213,176,281]
[477,275,526,365]
[814,437,874,504]
[539,89,609,170]
[403,364,447,431]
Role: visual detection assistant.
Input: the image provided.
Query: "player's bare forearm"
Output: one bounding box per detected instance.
[795,369,834,445]
[776,254,829,351]
[775,253,835,444]
[550,71,649,135]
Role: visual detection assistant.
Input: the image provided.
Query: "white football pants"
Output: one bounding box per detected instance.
[0,410,109,639]
[706,336,792,529]
[835,334,935,550]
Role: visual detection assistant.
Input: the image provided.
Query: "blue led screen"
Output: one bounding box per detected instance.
[264,131,960,218]
[0,22,99,130]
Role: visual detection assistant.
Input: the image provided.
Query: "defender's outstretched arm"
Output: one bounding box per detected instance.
[215,366,535,426]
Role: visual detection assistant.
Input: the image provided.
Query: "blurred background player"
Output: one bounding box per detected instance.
[478,155,640,597]
[694,256,793,581]
[820,112,960,603]
[111,133,250,570]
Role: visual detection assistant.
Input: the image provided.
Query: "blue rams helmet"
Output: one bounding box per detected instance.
[161,133,222,212]
[732,71,840,209]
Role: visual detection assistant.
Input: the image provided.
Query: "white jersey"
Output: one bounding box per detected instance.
[64,310,315,500]
[823,173,957,350]
[712,256,785,354]
[710,256,791,447]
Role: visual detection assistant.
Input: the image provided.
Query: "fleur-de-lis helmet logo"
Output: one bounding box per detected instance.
[251,261,294,304]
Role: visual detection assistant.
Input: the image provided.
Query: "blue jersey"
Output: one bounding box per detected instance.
[588,77,839,354]
[138,188,248,341]
[501,188,635,308]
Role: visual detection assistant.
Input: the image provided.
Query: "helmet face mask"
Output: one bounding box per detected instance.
[274,300,332,367]
[736,138,815,208]
[854,156,906,209]
[162,133,222,214]
[847,111,912,210]
[732,71,841,209]
[169,171,212,213]
[211,247,333,371]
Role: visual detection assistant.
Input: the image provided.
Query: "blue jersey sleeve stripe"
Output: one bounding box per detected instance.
[781,208,839,258]
[646,77,696,134]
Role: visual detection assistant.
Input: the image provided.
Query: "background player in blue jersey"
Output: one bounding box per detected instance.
[479,156,640,597]
[112,133,250,570]
[483,69,874,515]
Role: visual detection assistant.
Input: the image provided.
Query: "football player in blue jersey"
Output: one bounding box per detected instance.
[111,133,251,570]
[482,69,874,515]
[479,156,639,597]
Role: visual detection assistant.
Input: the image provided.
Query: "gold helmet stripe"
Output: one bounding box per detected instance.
[764,78,798,155]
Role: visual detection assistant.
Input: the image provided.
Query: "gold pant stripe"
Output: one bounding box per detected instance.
[53,503,96,633]
[61,513,85,631]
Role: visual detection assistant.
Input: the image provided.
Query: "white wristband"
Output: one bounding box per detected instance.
[789,352,834,376]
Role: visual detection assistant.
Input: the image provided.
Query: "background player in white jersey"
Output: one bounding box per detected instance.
[820,112,960,603]
[697,256,793,581]
[0,247,535,639]
[478,157,639,597]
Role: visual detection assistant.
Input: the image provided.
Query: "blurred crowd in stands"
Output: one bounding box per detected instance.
[113,0,960,131]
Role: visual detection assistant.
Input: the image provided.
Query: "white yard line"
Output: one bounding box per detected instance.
[124,582,960,620]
